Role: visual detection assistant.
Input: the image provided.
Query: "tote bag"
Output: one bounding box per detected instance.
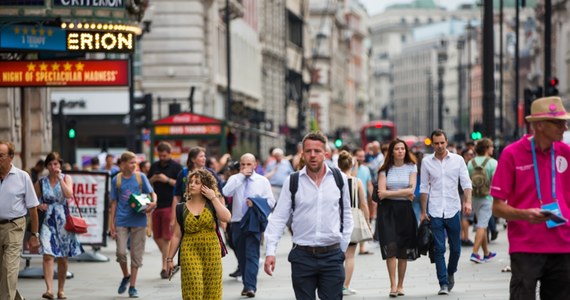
[349,177,373,243]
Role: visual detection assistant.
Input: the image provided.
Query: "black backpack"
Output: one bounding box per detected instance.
[289,167,345,232]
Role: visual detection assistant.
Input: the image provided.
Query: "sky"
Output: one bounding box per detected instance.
[360,0,474,16]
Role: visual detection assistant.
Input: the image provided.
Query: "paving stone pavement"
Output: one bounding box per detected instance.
[17,226,511,299]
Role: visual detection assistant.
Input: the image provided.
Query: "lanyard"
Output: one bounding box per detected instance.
[530,138,556,205]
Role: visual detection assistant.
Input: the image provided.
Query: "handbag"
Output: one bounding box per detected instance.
[64,197,88,234]
[348,178,373,243]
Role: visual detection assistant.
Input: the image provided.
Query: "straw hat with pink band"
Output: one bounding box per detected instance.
[525,96,570,122]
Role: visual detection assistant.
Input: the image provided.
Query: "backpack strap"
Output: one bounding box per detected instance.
[116,171,143,193]
[481,157,490,167]
[135,172,142,191]
[289,168,344,232]
[289,171,299,211]
[331,167,345,233]
[116,172,122,191]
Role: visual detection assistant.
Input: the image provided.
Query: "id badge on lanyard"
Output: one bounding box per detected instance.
[531,138,568,228]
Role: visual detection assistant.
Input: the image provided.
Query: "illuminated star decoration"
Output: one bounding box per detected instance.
[64,62,72,71]
[39,63,48,71]
[51,62,60,71]
[75,62,84,71]
[27,63,36,72]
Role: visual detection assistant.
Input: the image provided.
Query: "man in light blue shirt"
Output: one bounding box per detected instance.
[420,130,472,296]
[223,153,275,298]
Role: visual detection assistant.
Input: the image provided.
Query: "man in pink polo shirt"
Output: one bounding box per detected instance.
[491,96,570,299]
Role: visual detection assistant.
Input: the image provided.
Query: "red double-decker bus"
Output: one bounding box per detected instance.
[360,120,396,147]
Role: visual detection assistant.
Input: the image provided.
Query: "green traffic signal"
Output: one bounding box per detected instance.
[471,131,482,140]
[334,138,343,148]
[68,128,76,139]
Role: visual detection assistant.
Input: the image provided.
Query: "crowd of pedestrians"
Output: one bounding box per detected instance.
[3,96,570,300]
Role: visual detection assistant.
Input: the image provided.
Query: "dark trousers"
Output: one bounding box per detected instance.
[430,212,461,287]
[510,253,570,300]
[288,247,345,300]
[231,223,260,291]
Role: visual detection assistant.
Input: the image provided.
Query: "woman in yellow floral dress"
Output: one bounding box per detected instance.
[166,169,231,299]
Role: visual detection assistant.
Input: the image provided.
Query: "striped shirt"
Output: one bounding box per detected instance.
[381,164,417,200]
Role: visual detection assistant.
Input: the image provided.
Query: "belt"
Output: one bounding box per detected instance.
[293,243,340,255]
[0,216,24,224]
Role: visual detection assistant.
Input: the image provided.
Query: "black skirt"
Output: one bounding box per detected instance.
[377,199,419,260]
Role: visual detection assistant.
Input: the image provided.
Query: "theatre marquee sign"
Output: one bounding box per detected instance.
[0,60,128,87]
[53,0,124,8]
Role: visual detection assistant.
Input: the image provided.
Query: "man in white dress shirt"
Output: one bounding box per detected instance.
[0,140,40,300]
[264,131,353,300]
[419,130,472,295]
[223,153,275,298]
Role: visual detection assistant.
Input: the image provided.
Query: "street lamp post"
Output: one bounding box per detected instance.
[437,39,448,130]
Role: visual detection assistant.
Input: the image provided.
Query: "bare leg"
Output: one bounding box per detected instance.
[386,257,397,293]
[130,266,139,287]
[397,259,407,291]
[57,258,68,297]
[343,245,357,288]
[154,238,170,271]
[472,227,486,255]
[119,261,129,278]
[43,255,55,295]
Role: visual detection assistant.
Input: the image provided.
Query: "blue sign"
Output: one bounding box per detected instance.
[0,25,66,51]
[53,0,124,8]
[0,1,45,5]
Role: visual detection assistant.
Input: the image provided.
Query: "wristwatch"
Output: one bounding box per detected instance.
[31,232,39,238]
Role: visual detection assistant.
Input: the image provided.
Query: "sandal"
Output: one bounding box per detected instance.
[359,251,373,255]
[389,291,398,298]
[397,289,405,296]
[57,292,67,299]
[42,292,54,300]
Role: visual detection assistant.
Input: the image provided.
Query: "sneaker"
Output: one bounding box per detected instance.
[342,287,357,295]
[484,252,497,261]
[470,253,485,264]
[117,275,130,294]
[461,239,474,247]
[438,285,449,295]
[448,274,455,291]
[128,287,138,298]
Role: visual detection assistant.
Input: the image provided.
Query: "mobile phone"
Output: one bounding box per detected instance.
[539,210,569,224]
[169,265,179,281]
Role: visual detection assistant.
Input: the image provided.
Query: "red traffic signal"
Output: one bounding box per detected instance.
[550,77,559,87]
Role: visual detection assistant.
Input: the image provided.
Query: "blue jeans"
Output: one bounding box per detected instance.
[430,212,461,287]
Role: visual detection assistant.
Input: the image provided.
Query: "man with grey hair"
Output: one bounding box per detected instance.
[0,140,40,300]
[223,153,275,297]
[265,148,294,200]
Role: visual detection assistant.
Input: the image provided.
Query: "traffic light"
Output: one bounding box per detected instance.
[524,86,543,116]
[471,122,483,140]
[334,129,343,148]
[133,93,153,128]
[334,138,343,148]
[66,119,77,139]
[546,77,559,96]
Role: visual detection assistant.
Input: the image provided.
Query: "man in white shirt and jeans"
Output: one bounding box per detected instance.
[264,131,353,300]
[420,129,472,295]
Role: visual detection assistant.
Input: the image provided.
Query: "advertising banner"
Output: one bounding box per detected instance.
[0,25,66,51]
[68,171,109,246]
[0,60,128,87]
[53,0,124,8]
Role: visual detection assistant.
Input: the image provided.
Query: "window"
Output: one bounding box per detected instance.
[288,13,303,47]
